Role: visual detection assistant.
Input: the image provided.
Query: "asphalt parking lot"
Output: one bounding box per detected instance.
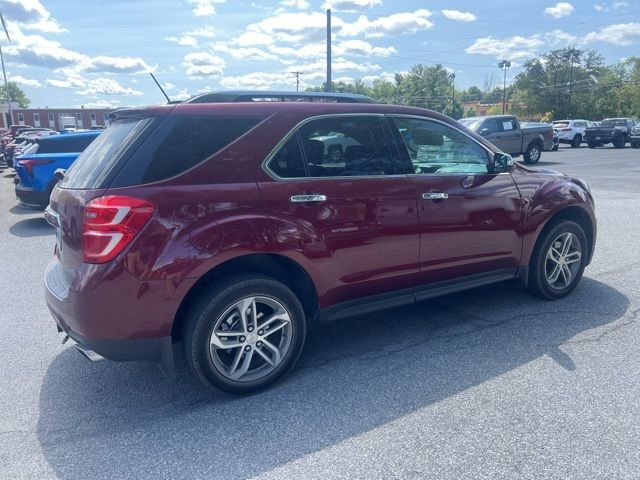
[1,144,639,480]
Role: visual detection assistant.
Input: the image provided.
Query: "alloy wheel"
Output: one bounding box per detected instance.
[544,232,582,290]
[209,296,293,382]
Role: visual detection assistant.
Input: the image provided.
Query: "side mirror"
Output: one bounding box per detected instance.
[54,168,66,181]
[493,152,514,173]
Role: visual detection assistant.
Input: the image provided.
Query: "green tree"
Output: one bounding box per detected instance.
[395,64,453,112]
[443,101,464,120]
[369,79,396,103]
[0,81,30,107]
[464,107,478,117]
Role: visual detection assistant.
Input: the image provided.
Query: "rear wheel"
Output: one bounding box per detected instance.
[183,274,307,393]
[587,142,597,149]
[614,136,626,149]
[632,141,640,149]
[523,143,542,164]
[570,134,581,148]
[528,220,588,300]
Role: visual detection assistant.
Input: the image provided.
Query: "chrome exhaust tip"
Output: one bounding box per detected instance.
[74,343,105,362]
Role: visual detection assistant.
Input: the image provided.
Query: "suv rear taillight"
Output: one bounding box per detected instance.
[17,158,53,176]
[82,195,156,264]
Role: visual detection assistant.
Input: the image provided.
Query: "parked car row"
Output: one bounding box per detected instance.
[28,91,596,394]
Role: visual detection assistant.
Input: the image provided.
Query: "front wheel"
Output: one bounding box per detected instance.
[528,220,588,300]
[570,135,581,148]
[523,143,541,164]
[183,274,307,393]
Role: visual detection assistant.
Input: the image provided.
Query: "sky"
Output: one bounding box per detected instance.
[1,0,639,109]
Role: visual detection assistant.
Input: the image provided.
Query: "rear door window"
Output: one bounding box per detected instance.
[38,135,98,154]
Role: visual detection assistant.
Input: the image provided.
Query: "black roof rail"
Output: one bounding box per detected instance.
[183,90,377,104]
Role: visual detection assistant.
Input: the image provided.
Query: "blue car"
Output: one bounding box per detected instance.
[14,131,101,209]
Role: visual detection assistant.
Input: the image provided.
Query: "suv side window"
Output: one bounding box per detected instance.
[391,117,490,175]
[297,116,400,177]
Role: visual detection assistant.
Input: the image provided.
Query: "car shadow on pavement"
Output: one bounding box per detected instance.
[37,277,629,480]
[9,217,52,237]
[9,204,43,215]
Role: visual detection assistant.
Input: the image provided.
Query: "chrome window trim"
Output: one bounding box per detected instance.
[386,114,497,176]
[261,113,407,181]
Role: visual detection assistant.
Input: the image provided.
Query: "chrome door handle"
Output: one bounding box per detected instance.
[422,192,449,200]
[290,194,327,203]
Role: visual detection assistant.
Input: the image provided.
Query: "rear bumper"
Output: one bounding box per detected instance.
[15,184,48,209]
[43,258,194,378]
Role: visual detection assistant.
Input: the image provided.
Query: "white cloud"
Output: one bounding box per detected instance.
[0,0,65,33]
[466,35,545,60]
[163,82,176,90]
[323,0,382,12]
[280,0,309,9]
[341,10,433,38]
[78,78,142,96]
[236,31,275,46]
[219,71,294,90]
[544,2,574,18]
[441,9,477,22]
[173,89,191,101]
[165,35,199,47]
[81,99,120,109]
[248,11,342,43]
[211,42,279,61]
[182,51,225,77]
[334,39,396,56]
[584,22,640,45]
[10,74,42,87]
[187,0,225,16]
[186,26,216,38]
[85,56,153,74]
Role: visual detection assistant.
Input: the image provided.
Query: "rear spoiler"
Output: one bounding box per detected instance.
[109,105,175,122]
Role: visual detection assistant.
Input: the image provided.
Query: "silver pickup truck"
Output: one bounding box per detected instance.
[459,115,554,164]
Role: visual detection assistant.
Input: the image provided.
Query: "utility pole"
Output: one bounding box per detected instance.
[0,10,12,128]
[498,59,511,115]
[291,71,302,92]
[449,72,456,106]
[326,8,332,92]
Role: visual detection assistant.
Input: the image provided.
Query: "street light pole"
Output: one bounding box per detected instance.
[498,59,511,115]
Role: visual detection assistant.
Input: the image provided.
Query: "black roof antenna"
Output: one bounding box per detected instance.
[149,72,171,103]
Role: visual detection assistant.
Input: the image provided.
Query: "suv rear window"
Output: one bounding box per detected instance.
[58,118,151,189]
[111,115,260,186]
[38,135,98,154]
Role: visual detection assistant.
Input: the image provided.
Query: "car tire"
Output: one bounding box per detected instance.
[528,219,588,300]
[327,145,343,163]
[552,144,559,151]
[523,143,542,164]
[632,142,640,149]
[183,274,307,393]
[587,142,597,149]
[570,135,581,148]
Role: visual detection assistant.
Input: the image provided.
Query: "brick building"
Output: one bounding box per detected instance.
[0,104,116,130]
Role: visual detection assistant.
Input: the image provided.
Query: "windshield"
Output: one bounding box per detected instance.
[58,118,151,189]
[601,119,626,127]
[458,118,483,131]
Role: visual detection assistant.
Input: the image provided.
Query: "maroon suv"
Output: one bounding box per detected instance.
[44,101,596,393]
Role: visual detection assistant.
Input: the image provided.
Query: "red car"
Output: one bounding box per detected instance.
[44,100,596,393]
